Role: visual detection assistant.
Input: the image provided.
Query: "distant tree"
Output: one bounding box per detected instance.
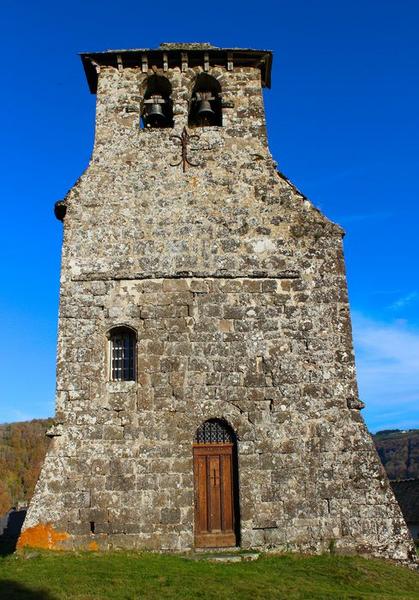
[373,430,419,480]
[0,419,53,514]
[375,429,401,437]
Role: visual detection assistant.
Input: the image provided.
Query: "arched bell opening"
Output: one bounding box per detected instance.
[141,75,174,129]
[188,74,222,128]
[193,419,240,548]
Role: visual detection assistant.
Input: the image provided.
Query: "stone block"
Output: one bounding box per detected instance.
[160,508,181,525]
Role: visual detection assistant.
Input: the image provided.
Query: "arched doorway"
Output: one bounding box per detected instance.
[193,419,240,548]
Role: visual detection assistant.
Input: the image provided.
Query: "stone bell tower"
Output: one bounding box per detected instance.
[19,43,415,561]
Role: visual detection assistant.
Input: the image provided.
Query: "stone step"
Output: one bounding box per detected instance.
[185,551,260,563]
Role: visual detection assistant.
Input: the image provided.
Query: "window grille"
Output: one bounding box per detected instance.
[195,419,234,444]
[109,328,136,381]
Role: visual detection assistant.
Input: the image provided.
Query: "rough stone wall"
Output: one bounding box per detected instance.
[20,59,415,562]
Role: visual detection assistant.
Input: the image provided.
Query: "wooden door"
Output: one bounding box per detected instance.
[193,443,236,548]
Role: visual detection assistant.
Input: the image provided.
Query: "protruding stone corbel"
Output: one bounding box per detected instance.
[347,397,365,410]
[181,52,188,72]
[163,52,168,72]
[227,52,233,71]
[90,59,100,75]
[46,423,64,438]
[54,200,67,222]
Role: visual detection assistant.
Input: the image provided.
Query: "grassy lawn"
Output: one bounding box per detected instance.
[0,551,418,600]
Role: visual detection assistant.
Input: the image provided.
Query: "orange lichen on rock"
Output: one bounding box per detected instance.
[17,523,70,550]
[88,541,99,551]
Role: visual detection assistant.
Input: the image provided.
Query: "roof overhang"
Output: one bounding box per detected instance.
[79,43,273,94]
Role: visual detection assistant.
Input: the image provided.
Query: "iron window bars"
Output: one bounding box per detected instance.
[109,329,136,381]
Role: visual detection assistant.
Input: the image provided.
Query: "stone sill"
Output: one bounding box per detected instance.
[106,381,137,394]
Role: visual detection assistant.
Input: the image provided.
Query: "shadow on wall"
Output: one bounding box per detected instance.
[0,509,26,556]
[0,581,58,600]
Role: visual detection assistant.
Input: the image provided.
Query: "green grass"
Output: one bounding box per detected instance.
[0,551,418,600]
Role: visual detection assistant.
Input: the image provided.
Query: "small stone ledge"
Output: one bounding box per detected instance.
[347,398,365,410]
[186,552,260,563]
[106,381,137,394]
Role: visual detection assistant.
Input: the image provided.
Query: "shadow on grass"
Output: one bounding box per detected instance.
[0,581,58,600]
[0,509,26,556]
[0,537,18,557]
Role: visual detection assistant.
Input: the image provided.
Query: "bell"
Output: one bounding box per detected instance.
[196,99,215,118]
[145,103,166,126]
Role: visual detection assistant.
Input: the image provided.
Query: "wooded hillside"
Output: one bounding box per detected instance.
[0,419,52,514]
[0,420,417,515]
[374,429,419,480]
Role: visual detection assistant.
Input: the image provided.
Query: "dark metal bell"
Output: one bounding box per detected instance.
[196,99,215,118]
[146,103,165,122]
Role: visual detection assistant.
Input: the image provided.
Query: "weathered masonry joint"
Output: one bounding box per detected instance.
[20,43,415,563]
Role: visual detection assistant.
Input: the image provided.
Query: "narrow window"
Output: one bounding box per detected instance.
[108,327,136,381]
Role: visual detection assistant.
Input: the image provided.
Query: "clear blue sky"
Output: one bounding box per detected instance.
[1,0,418,432]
